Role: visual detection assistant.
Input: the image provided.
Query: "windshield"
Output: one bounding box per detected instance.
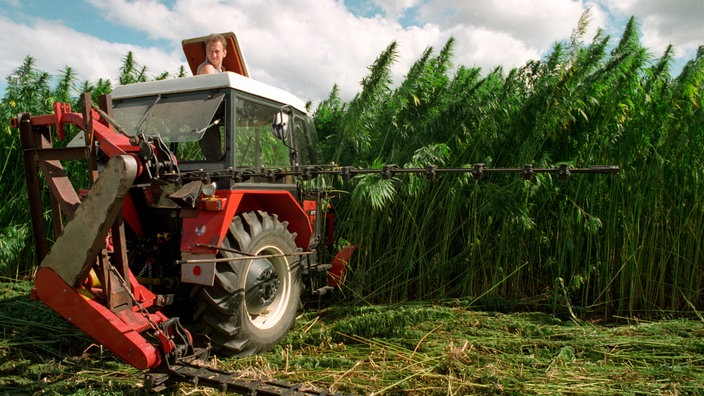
[112,91,225,142]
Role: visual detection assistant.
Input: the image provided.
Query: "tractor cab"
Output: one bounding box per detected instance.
[109,63,320,177]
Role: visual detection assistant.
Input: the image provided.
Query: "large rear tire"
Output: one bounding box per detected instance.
[195,210,302,355]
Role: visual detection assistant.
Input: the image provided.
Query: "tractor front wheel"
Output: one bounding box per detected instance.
[196,210,302,355]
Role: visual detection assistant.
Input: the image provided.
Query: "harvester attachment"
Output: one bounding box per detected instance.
[16,105,205,371]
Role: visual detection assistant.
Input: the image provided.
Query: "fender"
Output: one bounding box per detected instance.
[181,190,312,255]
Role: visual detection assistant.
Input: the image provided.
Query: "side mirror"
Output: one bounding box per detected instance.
[272,110,290,141]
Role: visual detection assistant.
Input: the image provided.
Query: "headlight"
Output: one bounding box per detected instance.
[201,182,217,197]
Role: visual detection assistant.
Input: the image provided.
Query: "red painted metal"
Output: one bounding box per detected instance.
[21,105,145,165]
[237,190,313,249]
[33,267,166,370]
[328,245,356,287]
[121,193,144,239]
[181,190,313,254]
[19,102,177,372]
[18,100,319,379]
[181,191,243,254]
[302,200,316,213]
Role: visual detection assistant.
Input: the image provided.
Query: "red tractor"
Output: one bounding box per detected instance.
[14,33,353,392]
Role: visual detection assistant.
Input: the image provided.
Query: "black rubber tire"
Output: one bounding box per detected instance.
[195,210,302,355]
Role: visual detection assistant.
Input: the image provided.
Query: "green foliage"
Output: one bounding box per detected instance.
[0,52,171,278]
[315,84,345,158]
[0,282,140,394]
[317,12,704,318]
[118,51,148,85]
[250,305,704,394]
[1,13,703,318]
[0,56,55,277]
[327,41,398,165]
[78,78,113,105]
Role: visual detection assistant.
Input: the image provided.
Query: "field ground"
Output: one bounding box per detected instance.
[1,280,703,395]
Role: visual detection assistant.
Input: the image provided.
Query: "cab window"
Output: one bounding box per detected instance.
[235,99,291,168]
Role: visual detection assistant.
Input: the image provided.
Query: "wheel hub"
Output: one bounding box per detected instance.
[245,258,279,314]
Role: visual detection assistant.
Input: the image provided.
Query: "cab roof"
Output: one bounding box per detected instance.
[110,72,308,113]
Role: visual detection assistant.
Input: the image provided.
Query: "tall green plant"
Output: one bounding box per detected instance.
[118,51,148,85]
[0,52,175,279]
[330,41,398,165]
[0,56,55,277]
[318,13,704,318]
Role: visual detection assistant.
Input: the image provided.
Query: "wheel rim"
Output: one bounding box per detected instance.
[243,245,291,330]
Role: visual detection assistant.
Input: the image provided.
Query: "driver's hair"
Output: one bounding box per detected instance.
[206,34,227,51]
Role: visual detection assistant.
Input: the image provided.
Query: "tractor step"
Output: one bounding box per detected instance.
[302,263,332,275]
[312,285,335,296]
[302,263,336,295]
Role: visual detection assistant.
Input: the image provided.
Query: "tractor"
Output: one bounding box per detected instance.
[14,32,352,392]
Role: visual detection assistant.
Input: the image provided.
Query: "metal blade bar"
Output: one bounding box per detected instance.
[153,363,341,395]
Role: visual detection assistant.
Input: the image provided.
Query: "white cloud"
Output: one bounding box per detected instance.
[0,0,702,106]
[84,0,410,101]
[86,0,187,42]
[374,0,422,21]
[416,1,587,47]
[0,14,182,86]
[596,0,704,58]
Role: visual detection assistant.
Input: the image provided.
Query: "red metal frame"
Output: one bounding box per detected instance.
[328,245,356,287]
[12,102,143,157]
[122,192,145,239]
[33,267,167,369]
[17,100,173,370]
[181,190,313,254]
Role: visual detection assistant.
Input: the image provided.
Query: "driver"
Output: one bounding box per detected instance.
[197,34,227,75]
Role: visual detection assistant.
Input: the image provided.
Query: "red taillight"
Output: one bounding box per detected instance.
[199,197,224,211]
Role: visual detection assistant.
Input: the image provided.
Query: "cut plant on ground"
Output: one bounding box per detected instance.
[2,281,703,395]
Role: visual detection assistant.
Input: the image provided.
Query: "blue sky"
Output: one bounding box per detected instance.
[4,1,166,46]
[1,0,702,104]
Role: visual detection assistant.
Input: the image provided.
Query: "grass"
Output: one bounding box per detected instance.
[1,281,703,395]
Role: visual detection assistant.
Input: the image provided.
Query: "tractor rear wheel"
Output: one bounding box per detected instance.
[196,210,302,355]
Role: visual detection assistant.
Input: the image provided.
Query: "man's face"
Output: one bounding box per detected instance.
[207,41,226,66]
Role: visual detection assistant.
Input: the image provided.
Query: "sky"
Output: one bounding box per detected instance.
[0,0,702,106]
